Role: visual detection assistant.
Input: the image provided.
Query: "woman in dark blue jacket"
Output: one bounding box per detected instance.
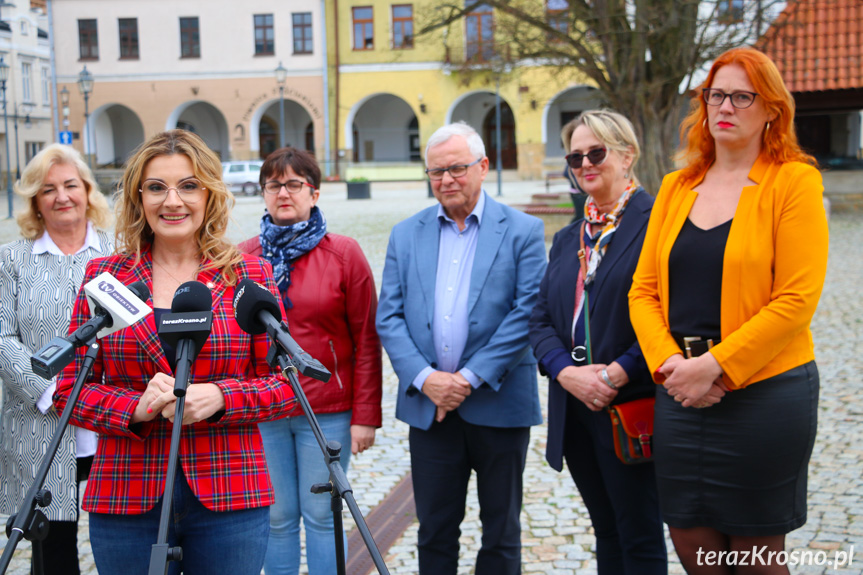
[528,110,666,574]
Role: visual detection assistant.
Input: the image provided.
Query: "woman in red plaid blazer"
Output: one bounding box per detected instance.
[54,130,296,575]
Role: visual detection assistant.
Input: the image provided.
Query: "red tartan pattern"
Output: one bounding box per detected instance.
[54,250,297,514]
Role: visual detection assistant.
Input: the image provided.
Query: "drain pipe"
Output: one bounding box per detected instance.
[320,0,331,178]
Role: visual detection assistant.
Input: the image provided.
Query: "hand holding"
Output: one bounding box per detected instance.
[663,353,723,408]
[557,364,616,411]
[351,424,376,455]
[132,373,175,424]
[422,371,471,411]
[160,383,226,425]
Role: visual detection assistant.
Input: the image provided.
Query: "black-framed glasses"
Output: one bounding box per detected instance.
[565,147,608,170]
[139,178,206,203]
[702,88,759,109]
[263,180,318,195]
[425,158,482,181]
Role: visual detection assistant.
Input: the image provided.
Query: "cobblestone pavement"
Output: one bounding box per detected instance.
[1,182,861,574]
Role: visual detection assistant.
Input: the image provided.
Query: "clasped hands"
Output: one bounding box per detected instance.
[132,372,226,425]
[422,370,472,423]
[657,353,729,408]
[557,362,624,412]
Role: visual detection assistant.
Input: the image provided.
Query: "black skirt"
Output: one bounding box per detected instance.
[654,361,819,536]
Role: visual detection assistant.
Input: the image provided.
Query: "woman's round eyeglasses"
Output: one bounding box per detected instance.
[263,180,318,194]
[139,179,206,203]
[702,88,759,109]
[565,147,608,170]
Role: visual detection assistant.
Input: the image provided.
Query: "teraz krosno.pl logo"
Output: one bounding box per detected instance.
[98,281,140,314]
[161,317,209,325]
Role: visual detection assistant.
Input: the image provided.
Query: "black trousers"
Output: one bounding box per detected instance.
[409,412,530,575]
[31,455,93,575]
[562,394,667,575]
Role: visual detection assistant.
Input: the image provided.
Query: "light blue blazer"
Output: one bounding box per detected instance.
[376,192,547,431]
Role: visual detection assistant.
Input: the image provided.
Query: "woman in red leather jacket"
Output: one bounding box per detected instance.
[239,146,382,575]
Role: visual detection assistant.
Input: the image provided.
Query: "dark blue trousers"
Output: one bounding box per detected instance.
[409,411,530,575]
[563,393,667,575]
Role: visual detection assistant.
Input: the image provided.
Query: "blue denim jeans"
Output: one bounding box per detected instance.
[258,410,353,575]
[88,466,269,575]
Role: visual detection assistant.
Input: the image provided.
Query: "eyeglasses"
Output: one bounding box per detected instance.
[263,180,317,195]
[425,158,482,181]
[565,147,608,170]
[702,88,759,109]
[139,179,206,203]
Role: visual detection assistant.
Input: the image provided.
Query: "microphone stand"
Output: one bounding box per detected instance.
[147,338,195,575]
[1,338,101,575]
[265,340,390,575]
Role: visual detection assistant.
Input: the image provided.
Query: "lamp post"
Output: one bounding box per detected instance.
[274,62,287,148]
[13,103,34,180]
[77,66,94,170]
[0,57,12,218]
[60,86,70,131]
[494,76,503,197]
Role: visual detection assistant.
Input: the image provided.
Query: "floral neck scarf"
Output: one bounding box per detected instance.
[582,180,639,284]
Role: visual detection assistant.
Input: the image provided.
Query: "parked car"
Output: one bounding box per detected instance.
[222,161,263,195]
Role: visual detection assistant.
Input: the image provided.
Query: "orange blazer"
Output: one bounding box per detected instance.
[629,155,829,389]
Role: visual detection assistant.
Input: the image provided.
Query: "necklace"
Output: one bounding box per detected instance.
[152,257,199,285]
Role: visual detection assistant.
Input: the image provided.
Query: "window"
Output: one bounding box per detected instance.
[118,18,139,59]
[465,3,494,62]
[546,0,568,38]
[718,0,744,22]
[180,17,200,58]
[78,19,98,60]
[21,63,32,102]
[392,5,413,49]
[26,142,45,163]
[352,7,374,50]
[20,20,28,35]
[254,14,274,55]
[41,67,49,104]
[292,13,313,54]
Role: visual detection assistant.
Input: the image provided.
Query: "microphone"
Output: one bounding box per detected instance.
[158,281,213,397]
[232,278,331,382]
[30,276,151,380]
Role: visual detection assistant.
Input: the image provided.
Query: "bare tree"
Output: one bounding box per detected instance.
[419,0,784,193]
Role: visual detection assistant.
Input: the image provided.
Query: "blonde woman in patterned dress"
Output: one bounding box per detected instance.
[0,144,112,575]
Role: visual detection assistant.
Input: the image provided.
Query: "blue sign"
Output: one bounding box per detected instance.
[59,131,73,145]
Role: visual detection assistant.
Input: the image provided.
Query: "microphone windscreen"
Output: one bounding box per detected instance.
[171,280,213,313]
[233,278,282,335]
[127,281,150,302]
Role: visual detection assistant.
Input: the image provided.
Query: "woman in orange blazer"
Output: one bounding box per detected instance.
[629,47,828,574]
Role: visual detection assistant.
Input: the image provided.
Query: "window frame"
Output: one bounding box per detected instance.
[254,13,275,56]
[21,62,32,102]
[718,0,744,23]
[77,19,99,61]
[465,4,494,63]
[179,16,200,59]
[392,4,414,50]
[292,12,313,55]
[352,7,374,51]
[118,17,140,60]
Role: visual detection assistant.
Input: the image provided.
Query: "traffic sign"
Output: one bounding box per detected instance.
[59,131,73,145]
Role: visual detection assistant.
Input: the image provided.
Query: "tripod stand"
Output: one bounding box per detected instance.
[265,342,391,575]
[1,338,100,575]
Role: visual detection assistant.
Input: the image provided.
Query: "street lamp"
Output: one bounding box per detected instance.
[0,56,12,218]
[13,102,34,180]
[60,86,70,130]
[77,66,94,169]
[274,62,287,148]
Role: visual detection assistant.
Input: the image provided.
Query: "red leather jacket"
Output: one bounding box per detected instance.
[239,233,383,427]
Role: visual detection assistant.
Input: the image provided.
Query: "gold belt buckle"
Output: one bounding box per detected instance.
[683,336,700,359]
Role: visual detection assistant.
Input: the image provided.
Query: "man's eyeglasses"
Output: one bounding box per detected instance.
[139,179,206,203]
[263,180,318,195]
[702,89,759,109]
[425,158,482,181]
[565,147,608,170]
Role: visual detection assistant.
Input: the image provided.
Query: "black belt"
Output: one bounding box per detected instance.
[673,335,720,359]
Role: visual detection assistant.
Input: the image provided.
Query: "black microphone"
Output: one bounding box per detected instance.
[232,278,331,382]
[31,280,151,380]
[158,281,213,397]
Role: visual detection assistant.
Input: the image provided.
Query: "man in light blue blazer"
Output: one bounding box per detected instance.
[376,122,546,575]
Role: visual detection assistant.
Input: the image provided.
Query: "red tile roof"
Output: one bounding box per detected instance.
[758,0,863,93]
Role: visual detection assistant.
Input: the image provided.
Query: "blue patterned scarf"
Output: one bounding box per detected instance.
[259,206,327,308]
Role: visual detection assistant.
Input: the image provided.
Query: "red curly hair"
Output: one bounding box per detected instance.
[676,47,816,181]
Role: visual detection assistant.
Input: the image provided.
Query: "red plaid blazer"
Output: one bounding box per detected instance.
[54,251,296,514]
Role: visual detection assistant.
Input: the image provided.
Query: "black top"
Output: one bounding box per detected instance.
[668,217,732,340]
[153,308,177,371]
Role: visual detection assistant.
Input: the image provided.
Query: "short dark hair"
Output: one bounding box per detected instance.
[260,147,322,190]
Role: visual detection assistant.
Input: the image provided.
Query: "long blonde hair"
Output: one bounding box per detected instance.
[115,130,242,284]
[14,143,111,239]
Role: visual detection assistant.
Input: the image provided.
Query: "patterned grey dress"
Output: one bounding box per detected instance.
[0,229,112,521]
